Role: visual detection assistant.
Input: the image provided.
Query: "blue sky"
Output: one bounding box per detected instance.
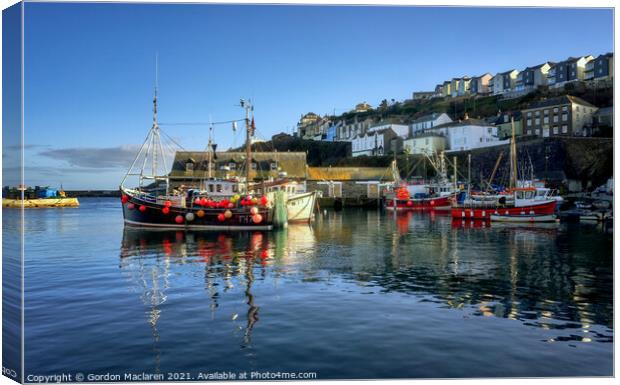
[17,3,614,189]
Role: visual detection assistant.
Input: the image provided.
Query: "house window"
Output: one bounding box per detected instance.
[543,117,549,124]
[270,162,278,170]
[526,112,532,117]
[527,130,532,135]
[571,71,575,76]
[186,162,194,173]
[535,129,540,135]
[562,114,568,122]
[562,106,568,112]
[251,163,258,170]
[544,109,549,116]
[562,125,568,134]
[576,106,580,112]
[229,162,236,169]
[535,118,540,125]
[535,111,541,117]
[526,119,532,126]
[553,116,558,123]
[553,107,559,113]
[553,126,558,134]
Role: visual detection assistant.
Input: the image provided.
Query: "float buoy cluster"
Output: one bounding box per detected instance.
[396,187,410,200]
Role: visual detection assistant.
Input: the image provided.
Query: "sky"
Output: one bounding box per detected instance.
[8,3,615,189]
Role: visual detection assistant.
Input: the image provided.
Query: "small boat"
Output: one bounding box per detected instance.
[260,179,320,224]
[490,213,557,223]
[574,201,592,209]
[385,153,457,211]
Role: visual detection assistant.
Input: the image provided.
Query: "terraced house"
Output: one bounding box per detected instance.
[469,73,493,95]
[490,70,519,95]
[548,55,594,88]
[521,95,598,137]
[585,52,614,82]
[514,62,553,93]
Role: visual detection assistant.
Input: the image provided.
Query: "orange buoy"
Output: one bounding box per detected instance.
[250,206,258,215]
[196,209,205,218]
[224,210,232,219]
[252,214,263,224]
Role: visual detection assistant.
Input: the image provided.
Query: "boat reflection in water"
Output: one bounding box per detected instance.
[119,225,317,355]
[118,210,611,377]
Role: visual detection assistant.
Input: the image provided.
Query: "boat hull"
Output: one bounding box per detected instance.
[451,200,557,220]
[490,214,557,223]
[385,195,452,211]
[287,191,318,223]
[121,189,275,231]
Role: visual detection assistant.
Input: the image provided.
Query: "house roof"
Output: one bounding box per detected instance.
[524,62,553,71]
[522,95,597,110]
[170,151,307,179]
[432,118,493,130]
[499,69,517,75]
[411,112,448,125]
[594,106,613,116]
[307,166,395,181]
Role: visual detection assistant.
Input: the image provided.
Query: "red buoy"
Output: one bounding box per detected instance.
[164,200,172,207]
[127,203,135,210]
[139,205,147,212]
[121,195,129,204]
[252,214,263,224]
[260,196,268,206]
[162,207,170,215]
[175,215,184,224]
[406,201,413,207]
[217,213,225,222]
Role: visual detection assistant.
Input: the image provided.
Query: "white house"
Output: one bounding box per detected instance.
[367,123,409,138]
[403,133,447,155]
[430,118,508,152]
[410,112,452,134]
[351,128,400,157]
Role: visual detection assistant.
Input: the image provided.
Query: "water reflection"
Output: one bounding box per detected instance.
[119,211,612,364]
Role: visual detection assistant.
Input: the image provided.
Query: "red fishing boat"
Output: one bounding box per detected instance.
[385,185,453,211]
[451,187,558,221]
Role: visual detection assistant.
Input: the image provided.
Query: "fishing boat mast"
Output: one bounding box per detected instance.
[241,99,254,187]
[509,116,518,189]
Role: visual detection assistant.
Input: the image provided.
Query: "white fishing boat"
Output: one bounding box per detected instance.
[490,213,557,223]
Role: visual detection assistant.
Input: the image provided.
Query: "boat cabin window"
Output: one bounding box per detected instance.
[216,184,222,193]
[232,185,238,193]
[536,189,547,197]
[516,190,535,199]
[208,184,214,193]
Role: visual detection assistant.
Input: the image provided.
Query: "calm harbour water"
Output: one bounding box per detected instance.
[5,198,614,379]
